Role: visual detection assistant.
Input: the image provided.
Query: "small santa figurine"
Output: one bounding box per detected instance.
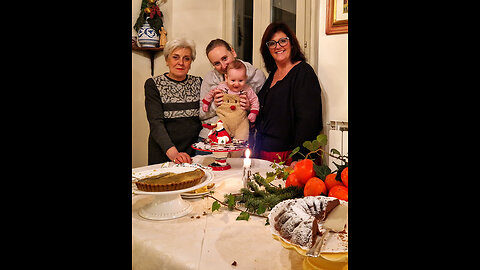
[205,120,231,144]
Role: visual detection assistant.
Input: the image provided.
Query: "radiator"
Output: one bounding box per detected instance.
[326,121,348,170]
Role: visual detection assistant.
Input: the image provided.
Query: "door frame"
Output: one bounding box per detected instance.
[223,0,318,74]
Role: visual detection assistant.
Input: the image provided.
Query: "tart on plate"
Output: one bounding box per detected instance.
[135,168,205,192]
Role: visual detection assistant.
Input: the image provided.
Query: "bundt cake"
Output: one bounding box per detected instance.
[270,196,345,250]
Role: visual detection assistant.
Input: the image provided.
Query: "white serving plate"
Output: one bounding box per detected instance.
[268,197,348,253]
[132,166,214,195]
[132,166,214,220]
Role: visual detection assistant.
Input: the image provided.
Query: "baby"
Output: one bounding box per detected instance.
[202,60,259,141]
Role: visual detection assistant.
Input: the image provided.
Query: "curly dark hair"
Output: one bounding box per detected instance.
[260,22,305,74]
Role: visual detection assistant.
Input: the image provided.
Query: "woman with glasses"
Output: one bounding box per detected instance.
[254,22,323,165]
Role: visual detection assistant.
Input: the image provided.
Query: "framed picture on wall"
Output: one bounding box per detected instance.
[326,0,348,35]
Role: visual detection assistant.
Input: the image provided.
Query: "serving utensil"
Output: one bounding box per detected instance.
[306,230,329,258]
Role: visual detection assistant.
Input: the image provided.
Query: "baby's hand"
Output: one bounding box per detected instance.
[202,103,209,112]
[239,93,250,110]
[248,113,257,123]
[213,89,224,107]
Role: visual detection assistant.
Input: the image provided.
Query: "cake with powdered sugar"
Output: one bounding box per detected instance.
[270,196,344,249]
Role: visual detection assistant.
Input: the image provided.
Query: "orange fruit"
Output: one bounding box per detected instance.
[341,167,348,187]
[324,173,345,191]
[293,159,316,186]
[304,177,327,197]
[328,185,348,201]
[285,173,302,188]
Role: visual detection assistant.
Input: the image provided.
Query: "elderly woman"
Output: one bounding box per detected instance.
[254,22,323,165]
[144,38,202,165]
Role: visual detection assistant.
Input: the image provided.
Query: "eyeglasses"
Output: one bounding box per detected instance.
[265,37,290,49]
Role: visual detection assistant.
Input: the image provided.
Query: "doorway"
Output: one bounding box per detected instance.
[228,0,317,74]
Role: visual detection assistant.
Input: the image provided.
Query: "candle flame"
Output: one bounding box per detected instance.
[245,148,251,159]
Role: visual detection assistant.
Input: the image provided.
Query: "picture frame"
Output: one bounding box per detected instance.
[326,0,348,35]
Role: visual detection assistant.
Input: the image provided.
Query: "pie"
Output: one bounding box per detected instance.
[135,169,205,192]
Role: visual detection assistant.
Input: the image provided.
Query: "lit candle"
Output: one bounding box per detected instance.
[243,149,251,189]
[243,149,251,168]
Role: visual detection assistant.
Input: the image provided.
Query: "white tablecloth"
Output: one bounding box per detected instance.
[132,156,305,270]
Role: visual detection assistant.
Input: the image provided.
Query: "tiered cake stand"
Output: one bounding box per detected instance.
[191,140,248,171]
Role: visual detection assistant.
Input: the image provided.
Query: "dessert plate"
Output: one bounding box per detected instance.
[181,180,224,199]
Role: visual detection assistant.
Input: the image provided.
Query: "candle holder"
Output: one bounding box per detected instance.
[242,166,252,189]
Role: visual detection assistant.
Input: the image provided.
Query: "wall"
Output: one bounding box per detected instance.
[132,0,223,168]
[317,0,348,124]
[316,0,348,167]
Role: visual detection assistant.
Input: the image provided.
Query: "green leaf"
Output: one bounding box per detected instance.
[289,147,300,158]
[316,134,328,146]
[330,148,341,156]
[266,172,276,178]
[149,16,163,33]
[212,201,221,212]
[265,171,276,183]
[236,211,250,221]
[227,194,235,210]
[313,164,331,180]
[303,141,314,151]
[257,204,266,215]
[311,140,321,151]
[335,165,347,181]
[141,0,148,10]
[265,176,276,183]
[133,11,146,32]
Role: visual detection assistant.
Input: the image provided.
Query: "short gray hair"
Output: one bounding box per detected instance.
[164,38,197,61]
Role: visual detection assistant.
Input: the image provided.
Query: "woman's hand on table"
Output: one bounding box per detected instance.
[174,153,192,164]
[166,147,193,164]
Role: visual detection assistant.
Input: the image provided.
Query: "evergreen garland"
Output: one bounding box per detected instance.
[223,172,304,217]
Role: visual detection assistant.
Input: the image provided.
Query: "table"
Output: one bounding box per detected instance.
[132,155,306,270]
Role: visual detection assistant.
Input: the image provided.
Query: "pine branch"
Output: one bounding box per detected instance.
[205,194,267,219]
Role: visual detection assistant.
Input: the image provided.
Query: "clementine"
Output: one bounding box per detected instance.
[328,185,348,201]
[303,177,327,197]
[285,173,302,188]
[341,167,348,187]
[324,173,345,191]
[293,159,316,186]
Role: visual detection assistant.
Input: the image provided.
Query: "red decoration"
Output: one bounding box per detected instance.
[230,105,236,110]
[150,6,161,18]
